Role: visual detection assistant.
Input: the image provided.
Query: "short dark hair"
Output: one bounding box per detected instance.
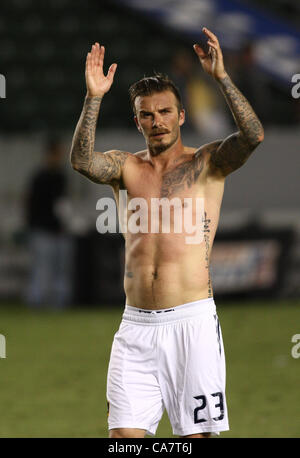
[129,73,183,114]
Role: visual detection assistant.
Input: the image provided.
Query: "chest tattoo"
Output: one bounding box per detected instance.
[160,151,204,198]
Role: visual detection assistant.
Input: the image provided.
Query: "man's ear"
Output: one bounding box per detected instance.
[134,115,142,132]
[179,109,185,127]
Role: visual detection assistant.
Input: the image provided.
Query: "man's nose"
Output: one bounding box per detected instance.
[152,114,163,127]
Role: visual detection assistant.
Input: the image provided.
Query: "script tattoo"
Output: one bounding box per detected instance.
[203,212,212,298]
[211,76,264,175]
[161,150,205,198]
[71,96,129,184]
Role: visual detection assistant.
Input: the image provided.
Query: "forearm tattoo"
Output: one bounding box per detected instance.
[211,75,264,174]
[71,96,102,172]
[70,96,129,184]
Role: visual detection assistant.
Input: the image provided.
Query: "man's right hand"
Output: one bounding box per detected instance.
[85,43,117,98]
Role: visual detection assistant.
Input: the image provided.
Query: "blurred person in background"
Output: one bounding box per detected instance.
[25,137,73,309]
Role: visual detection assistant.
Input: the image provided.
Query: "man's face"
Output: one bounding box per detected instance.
[134,90,185,156]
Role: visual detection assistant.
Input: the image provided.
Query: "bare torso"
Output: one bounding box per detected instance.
[112,146,225,309]
[71,42,264,313]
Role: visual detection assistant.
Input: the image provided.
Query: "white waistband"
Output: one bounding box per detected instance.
[123,297,216,325]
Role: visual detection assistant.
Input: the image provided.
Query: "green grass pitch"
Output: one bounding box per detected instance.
[0,299,299,437]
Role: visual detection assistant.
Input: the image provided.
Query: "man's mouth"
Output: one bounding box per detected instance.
[151,131,169,138]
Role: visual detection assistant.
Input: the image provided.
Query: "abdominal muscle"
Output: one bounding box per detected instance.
[124,231,214,309]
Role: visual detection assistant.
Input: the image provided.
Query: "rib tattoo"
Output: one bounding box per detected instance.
[203,212,212,298]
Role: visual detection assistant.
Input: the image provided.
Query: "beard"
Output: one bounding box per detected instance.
[148,130,179,156]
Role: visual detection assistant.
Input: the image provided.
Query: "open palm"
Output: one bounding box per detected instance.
[193,28,227,81]
[85,43,117,97]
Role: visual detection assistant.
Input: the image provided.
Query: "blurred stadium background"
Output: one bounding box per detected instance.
[0,0,299,438]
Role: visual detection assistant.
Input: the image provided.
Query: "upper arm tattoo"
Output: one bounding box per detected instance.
[85,150,130,184]
[210,132,254,176]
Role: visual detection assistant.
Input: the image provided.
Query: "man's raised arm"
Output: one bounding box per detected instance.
[70,42,130,185]
[194,28,264,176]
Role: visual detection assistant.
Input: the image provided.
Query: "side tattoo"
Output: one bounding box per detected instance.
[125,270,134,278]
[203,212,212,298]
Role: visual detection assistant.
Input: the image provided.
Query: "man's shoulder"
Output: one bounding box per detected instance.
[124,149,151,168]
[103,150,142,167]
[107,150,148,180]
[110,149,147,161]
[193,140,223,156]
[182,144,218,165]
[133,149,148,160]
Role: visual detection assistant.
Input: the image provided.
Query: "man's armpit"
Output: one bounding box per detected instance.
[198,140,225,176]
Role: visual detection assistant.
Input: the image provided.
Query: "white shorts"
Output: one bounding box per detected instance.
[106,297,229,436]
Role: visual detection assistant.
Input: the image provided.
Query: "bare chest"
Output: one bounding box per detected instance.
[124,153,206,200]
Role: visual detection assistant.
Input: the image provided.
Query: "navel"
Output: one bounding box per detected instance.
[152,268,158,280]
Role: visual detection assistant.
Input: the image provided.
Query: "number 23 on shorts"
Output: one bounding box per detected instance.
[193,392,224,423]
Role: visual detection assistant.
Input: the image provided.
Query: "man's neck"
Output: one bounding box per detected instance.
[147,138,185,172]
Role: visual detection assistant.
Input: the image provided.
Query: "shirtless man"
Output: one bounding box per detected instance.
[70,27,264,438]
